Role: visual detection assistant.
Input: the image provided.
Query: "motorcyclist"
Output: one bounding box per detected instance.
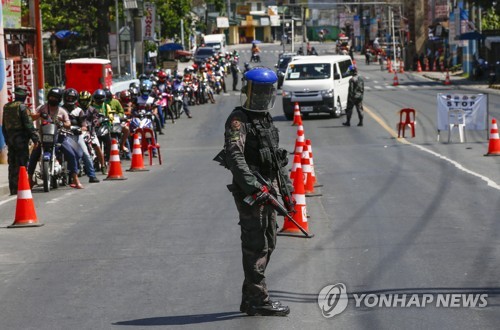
[172,74,193,118]
[136,79,164,134]
[29,87,84,189]
[63,88,99,183]
[104,88,130,156]
[91,89,113,164]
[251,42,261,62]
[79,90,107,175]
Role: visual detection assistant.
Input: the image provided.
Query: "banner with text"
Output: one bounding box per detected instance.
[22,58,35,112]
[143,2,156,41]
[437,93,488,131]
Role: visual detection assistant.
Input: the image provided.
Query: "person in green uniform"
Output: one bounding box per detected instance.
[1,86,39,195]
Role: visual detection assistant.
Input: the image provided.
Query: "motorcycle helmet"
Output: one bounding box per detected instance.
[47,87,64,106]
[103,88,113,102]
[120,90,131,103]
[140,79,153,97]
[157,70,167,82]
[129,81,140,89]
[138,73,149,82]
[63,88,79,108]
[78,90,92,108]
[240,67,277,112]
[93,89,106,104]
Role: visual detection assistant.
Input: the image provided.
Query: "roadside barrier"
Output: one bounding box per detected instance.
[127,133,149,172]
[104,139,127,180]
[8,166,43,228]
[485,118,500,156]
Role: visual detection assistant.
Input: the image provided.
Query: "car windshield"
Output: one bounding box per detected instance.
[196,49,214,56]
[205,43,220,49]
[286,63,331,80]
[278,57,292,70]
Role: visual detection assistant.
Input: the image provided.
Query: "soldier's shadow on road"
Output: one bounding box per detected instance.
[113,311,246,326]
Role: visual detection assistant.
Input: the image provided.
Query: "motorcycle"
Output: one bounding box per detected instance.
[36,114,69,192]
[214,73,223,94]
[200,80,216,104]
[251,52,261,63]
[171,86,185,119]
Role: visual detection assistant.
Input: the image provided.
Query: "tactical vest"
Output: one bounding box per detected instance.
[2,101,25,131]
[243,111,281,174]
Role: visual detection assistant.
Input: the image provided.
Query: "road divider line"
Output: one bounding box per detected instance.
[364,106,500,191]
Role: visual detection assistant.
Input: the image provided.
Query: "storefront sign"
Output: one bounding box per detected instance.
[22,58,35,112]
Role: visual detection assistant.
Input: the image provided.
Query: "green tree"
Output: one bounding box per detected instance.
[482,6,500,30]
[41,0,113,57]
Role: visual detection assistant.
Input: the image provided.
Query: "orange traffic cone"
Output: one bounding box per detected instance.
[399,59,404,73]
[444,71,452,85]
[104,139,127,180]
[305,139,317,184]
[393,71,399,86]
[301,149,315,194]
[433,59,437,72]
[293,124,305,155]
[416,60,422,72]
[289,153,301,182]
[278,165,313,238]
[127,134,149,172]
[387,58,393,73]
[425,58,430,71]
[8,166,43,228]
[292,102,302,126]
[484,118,500,156]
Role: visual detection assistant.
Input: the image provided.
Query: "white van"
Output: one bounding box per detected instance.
[281,55,353,119]
[202,34,226,53]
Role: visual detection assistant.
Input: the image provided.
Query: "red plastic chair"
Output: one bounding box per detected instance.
[141,127,162,165]
[397,108,416,138]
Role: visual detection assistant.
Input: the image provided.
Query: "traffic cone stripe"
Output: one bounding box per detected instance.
[492,133,499,139]
[110,155,120,162]
[295,194,306,205]
[133,148,142,155]
[17,189,32,199]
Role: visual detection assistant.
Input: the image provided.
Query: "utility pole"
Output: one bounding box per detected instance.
[34,0,44,105]
[115,0,121,76]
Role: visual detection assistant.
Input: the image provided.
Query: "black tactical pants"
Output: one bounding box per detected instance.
[345,100,364,124]
[7,133,30,195]
[233,193,277,305]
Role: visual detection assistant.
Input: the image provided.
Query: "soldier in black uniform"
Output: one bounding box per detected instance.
[2,86,39,195]
[343,65,365,127]
[222,67,293,316]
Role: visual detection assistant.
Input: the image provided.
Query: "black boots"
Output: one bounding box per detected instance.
[240,300,290,316]
[342,122,350,126]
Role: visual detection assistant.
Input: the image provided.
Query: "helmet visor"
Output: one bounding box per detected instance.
[240,81,276,112]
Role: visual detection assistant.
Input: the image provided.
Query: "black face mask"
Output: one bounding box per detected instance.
[48,99,60,106]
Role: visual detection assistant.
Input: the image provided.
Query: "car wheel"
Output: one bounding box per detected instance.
[330,98,342,118]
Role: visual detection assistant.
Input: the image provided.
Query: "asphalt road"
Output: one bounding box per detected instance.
[0,43,499,329]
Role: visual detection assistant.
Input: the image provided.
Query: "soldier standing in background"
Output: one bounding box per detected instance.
[1,86,39,195]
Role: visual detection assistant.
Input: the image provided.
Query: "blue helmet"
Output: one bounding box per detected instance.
[241,67,278,112]
[140,79,153,97]
[347,64,357,74]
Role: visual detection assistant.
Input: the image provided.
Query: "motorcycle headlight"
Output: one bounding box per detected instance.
[321,89,334,97]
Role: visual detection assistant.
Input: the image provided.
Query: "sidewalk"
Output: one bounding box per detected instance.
[411,69,500,94]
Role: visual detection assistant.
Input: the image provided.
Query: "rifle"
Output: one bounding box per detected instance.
[244,172,313,238]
